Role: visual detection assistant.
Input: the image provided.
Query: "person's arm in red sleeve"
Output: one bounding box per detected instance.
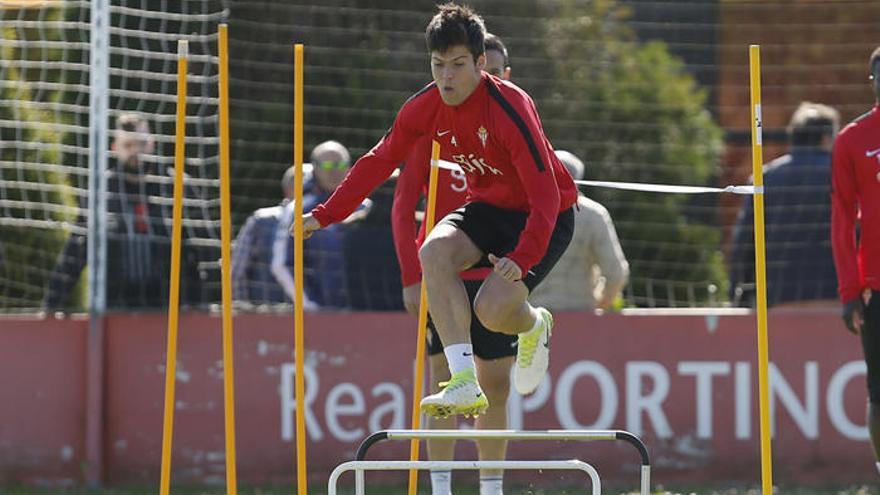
[493,90,560,276]
[831,131,861,303]
[311,96,427,227]
[392,140,431,287]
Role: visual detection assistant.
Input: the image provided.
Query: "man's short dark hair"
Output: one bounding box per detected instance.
[788,102,840,147]
[425,3,486,61]
[116,113,148,133]
[870,46,880,76]
[484,33,509,68]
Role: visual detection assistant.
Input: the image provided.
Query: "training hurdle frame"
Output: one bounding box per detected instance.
[328,429,650,495]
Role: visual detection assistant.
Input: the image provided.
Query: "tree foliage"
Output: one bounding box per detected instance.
[0,8,78,309]
[539,0,725,305]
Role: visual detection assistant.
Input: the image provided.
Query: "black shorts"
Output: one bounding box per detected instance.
[437,201,575,292]
[427,279,518,360]
[860,290,880,403]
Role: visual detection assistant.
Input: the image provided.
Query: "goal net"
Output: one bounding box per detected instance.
[3,0,875,313]
[0,0,226,311]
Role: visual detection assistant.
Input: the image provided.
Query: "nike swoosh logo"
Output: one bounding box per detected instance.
[866,147,880,158]
[437,130,451,137]
[476,392,483,398]
[463,352,473,356]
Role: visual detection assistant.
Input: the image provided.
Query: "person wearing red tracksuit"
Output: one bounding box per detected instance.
[391,34,516,495]
[298,4,577,420]
[831,45,880,476]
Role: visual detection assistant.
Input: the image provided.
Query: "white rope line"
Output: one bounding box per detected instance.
[576,180,761,195]
[433,159,760,195]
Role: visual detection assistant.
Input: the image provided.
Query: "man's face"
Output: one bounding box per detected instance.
[113,131,151,171]
[312,151,349,192]
[485,49,510,80]
[431,45,485,106]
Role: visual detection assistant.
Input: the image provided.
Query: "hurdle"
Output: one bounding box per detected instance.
[330,460,601,495]
[328,429,650,495]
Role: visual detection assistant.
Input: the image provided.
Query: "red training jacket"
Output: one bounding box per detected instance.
[311,73,578,274]
[831,104,880,302]
[391,134,492,287]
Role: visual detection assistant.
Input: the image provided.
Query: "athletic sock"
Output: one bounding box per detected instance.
[444,343,476,375]
[479,475,503,495]
[430,469,452,495]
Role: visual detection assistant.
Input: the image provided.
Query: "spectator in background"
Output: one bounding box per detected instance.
[43,112,201,311]
[232,164,312,305]
[831,46,880,477]
[341,170,405,311]
[390,32,515,495]
[271,140,370,309]
[730,101,840,308]
[529,150,629,312]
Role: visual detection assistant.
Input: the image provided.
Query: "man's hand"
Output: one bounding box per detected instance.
[402,283,422,316]
[291,213,322,239]
[842,297,864,334]
[596,294,614,311]
[488,253,522,282]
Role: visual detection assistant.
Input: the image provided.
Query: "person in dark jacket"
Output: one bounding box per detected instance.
[730,101,840,308]
[43,113,201,311]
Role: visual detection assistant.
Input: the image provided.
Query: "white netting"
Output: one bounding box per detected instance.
[2,0,878,311]
[0,0,226,311]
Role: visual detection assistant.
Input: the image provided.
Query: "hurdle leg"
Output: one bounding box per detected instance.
[356,467,365,495]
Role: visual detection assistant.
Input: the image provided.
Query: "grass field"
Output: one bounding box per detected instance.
[1,484,875,495]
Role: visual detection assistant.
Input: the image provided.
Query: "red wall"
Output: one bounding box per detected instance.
[0,310,873,488]
[0,315,86,486]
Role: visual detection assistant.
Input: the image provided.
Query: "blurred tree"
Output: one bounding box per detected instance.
[540,0,725,306]
[0,7,79,310]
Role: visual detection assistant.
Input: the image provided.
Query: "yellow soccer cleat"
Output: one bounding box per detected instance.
[514,307,552,395]
[420,367,489,419]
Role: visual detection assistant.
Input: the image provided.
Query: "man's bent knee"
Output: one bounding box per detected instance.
[474,281,527,333]
[419,237,456,273]
[474,297,508,332]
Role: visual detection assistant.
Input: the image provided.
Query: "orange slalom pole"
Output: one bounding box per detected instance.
[293,43,308,495]
[159,39,188,495]
[217,23,239,495]
[407,140,442,495]
[749,44,774,494]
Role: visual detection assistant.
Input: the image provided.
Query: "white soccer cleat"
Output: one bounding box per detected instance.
[514,307,552,395]
[420,368,489,419]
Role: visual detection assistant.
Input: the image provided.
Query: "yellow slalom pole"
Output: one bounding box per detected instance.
[748,44,773,494]
[407,140,442,495]
[159,39,188,495]
[293,43,308,495]
[218,24,239,495]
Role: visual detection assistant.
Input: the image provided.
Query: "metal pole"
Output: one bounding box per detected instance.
[217,24,239,495]
[293,42,308,495]
[159,39,189,495]
[748,44,774,495]
[407,140,442,495]
[86,0,110,487]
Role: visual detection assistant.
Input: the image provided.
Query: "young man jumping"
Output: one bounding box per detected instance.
[391,33,518,495]
[298,3,577,419]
